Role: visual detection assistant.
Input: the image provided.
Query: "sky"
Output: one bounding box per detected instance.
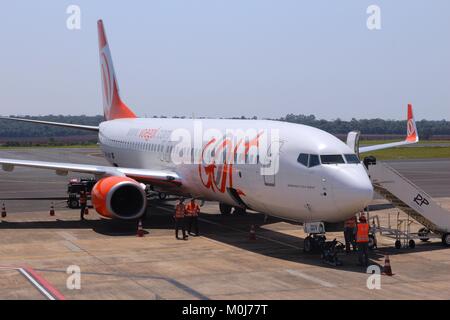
[0,1,449,120]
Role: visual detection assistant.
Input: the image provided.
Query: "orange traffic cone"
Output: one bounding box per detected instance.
[84,207,89,215]
[137,220,144,237]
[249,225,256,241]
[1,203,6,218]
[49,202,55,216]
[383,255,394,276]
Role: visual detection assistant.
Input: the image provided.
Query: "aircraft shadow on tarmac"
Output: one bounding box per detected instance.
[0,200,447,274]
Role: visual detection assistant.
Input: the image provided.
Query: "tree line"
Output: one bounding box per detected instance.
[278,114,450,139]
[0,114,449,140]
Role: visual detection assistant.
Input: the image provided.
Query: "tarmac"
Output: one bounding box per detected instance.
[0,148,449,300]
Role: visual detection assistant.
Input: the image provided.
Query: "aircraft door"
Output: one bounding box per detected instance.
[261,140,283,187]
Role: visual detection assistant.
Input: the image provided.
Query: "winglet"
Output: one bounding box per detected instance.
[406,104,419,142]
[358,104,419,154]
[98,20,136,120]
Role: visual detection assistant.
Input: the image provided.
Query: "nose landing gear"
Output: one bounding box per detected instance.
[303,234,326,253]
[303,222,326,253]
[302,222,345,266]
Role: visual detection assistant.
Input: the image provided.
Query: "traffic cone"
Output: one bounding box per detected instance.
[1,203,6,218]
[137,220,144,237]
[84,207,89,215]
[49,202,55,216]
[249,224,256,241]
[383,255,394,276]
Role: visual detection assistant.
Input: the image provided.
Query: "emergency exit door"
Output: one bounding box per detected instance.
[262,140,282,186]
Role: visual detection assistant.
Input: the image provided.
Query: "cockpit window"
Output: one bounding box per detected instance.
[297,153,321,168]
[309,154,320,167]
[297,153,309,167]
[320,154,345,164]
[344,154,360,164]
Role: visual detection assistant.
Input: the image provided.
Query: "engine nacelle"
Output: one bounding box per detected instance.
[91,176,147,220]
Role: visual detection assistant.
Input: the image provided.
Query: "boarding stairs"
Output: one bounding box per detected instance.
[367,162,450,235]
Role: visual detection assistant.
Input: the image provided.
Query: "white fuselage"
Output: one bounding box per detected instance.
[98,118,373,223]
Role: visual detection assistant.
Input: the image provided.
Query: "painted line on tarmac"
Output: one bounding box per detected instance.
[34,268,209,300]
[154,204,301,250]
[286,269,336,288]
[61,240,82,252]
[18,268,57,300]
[58,231,78,242]
[0,266,65,300]
[21,267,66,300]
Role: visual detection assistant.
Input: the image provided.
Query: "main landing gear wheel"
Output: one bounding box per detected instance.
[408,239,416,249]
[219,203,232,215]
[303,236,313,253]
[442,233,450,247]
[418,227,430,242]
[395,240,402,249]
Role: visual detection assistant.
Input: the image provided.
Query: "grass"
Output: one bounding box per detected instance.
[361,146,450,160]
[359,139,450,160]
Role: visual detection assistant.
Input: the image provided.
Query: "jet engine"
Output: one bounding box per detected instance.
[91,176,147,220]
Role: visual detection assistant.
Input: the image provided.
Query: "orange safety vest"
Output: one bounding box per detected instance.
[186,203,200,217]
[175,204,185,219]
[356,223,369,243]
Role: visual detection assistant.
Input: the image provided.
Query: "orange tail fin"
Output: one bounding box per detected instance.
[98,20,136,120]
[406,104,418,142]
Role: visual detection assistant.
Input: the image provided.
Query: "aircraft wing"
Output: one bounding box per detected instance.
[359,104,419,154]
[0,116,99,132]
[0,158,181,187]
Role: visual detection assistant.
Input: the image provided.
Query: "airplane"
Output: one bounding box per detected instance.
[0,20,419,251]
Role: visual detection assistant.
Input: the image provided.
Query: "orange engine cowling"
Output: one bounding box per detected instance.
[91,176,147,220]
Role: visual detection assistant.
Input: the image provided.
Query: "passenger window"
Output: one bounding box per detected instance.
[297,153,308,167]
[309,154,320,167]
[320,154,345,164]
[344,154,360,164]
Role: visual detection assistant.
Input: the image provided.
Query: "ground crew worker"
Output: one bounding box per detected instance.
[174,198,187,240]
[344,215,357,254]
[354,215,370,266]
[79,190,87,221]
[186,198,200,236]
[184,199,193,235]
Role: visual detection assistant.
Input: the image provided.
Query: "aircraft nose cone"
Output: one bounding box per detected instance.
[350,177,373,208]
[333,167,373,214]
